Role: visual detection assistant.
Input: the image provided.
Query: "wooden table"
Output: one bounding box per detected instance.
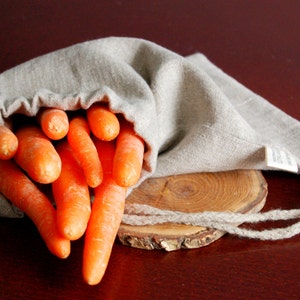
[0,1,299,299]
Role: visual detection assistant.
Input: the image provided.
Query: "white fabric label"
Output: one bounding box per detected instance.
[265,146,298,173]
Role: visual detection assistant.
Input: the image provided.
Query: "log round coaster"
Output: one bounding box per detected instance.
[117,170,268,251]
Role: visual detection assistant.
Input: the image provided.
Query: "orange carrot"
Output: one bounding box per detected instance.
[67,116,103,188]
[83,139,127,285]
[37,108,69,140]
[52,140,91,240]
[0,159,70,258]
[113,120,144,187]
[93,137,116,173]
[86,103,120,141]
[14,125,62,184]
[0,125,18,160]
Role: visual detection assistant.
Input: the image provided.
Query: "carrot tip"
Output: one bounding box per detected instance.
[59,250,71,259]
[49,241,71,259]
[83,269,106,286]
[62,226,86,241]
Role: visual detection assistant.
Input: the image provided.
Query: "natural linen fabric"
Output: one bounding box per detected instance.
[0,37,299,219]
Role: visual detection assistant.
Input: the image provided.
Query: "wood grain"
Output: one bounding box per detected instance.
[118,170,268,250]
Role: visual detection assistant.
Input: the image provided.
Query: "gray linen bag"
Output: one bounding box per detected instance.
[0,37,299,218]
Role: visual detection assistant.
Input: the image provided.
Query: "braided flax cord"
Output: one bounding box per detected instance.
[122,204,300,241]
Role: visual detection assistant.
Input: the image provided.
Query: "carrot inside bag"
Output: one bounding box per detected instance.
[113,119,145,187]
[14,125,62,184]
[83,139,127,285]
[37,108,69,141]
[52,140,91,241]
[0,105,146,285]
[87,103,120,141]
[0,159,71,258]
[67,116,103,188]
[0,125,18,160]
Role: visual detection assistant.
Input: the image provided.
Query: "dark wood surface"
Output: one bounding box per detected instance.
[0,1,299,299]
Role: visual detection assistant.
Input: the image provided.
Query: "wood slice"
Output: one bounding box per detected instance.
[118,170,268,251]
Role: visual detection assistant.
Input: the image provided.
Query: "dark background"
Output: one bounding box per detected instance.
[0,1,299,299]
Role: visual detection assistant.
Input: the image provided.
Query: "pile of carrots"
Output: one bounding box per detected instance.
[0,102,145,285]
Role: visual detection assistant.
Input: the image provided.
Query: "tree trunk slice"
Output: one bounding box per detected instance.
[118,170,268,251]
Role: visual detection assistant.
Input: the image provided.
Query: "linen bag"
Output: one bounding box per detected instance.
[0,37,299,219]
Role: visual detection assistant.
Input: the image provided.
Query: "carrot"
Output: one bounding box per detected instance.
[83,139,127,285]
[86,103,120,141]
[14,125,62,184]
[0,159,70,258]
[67,116,103,188]
[0,125,18,160]
[93,137,116,173]
[113,119,144,187]
[37,108,69,140]
[52,140,91,240]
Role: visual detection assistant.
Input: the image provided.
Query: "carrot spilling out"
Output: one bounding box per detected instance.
[14,125,62,184]
[37,108,69,140]
[52,141,91,240]
[83,139,127,285]
[0,159,70,258]
[113,120,144,187]
[1,106,146,285]
[87,103,120,141]
[0,125,18,160]
[67,116,103,188]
